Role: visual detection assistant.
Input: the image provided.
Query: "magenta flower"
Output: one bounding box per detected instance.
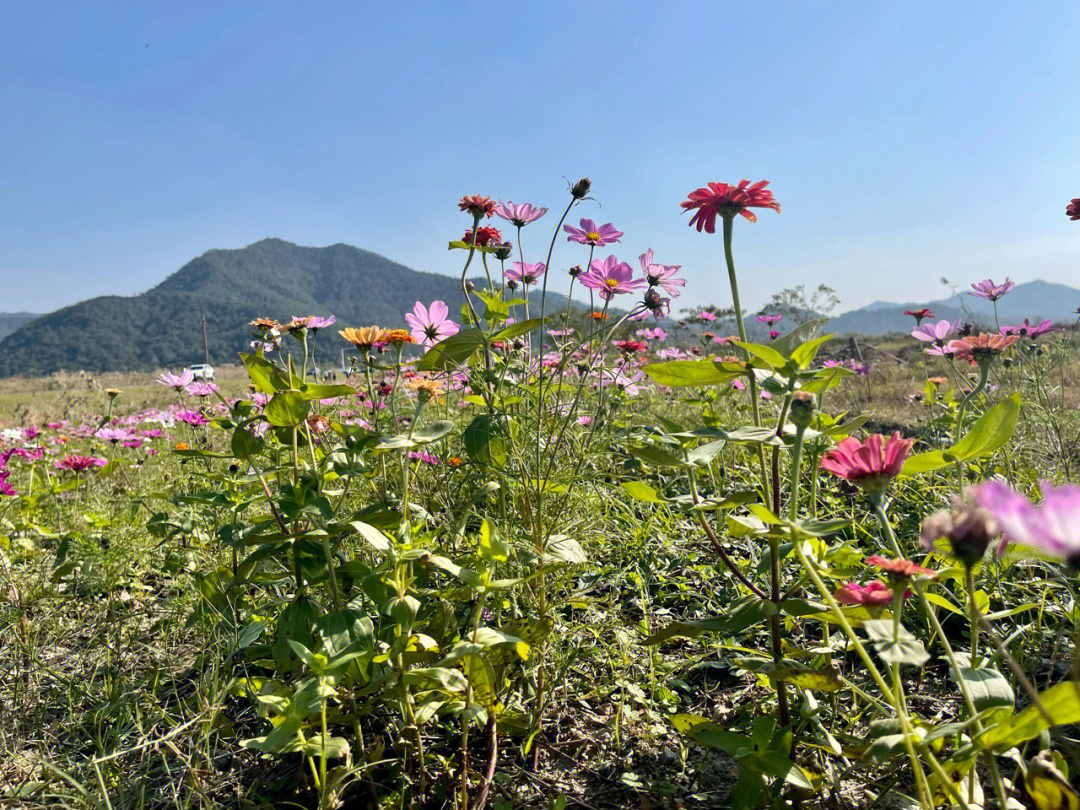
[969,278,1015,301]
[578,255,645,301]
[404,300,461,348]
[971,479,1080,566]
[912,318,961,344]
[756,314,783,325]
[1000,319,1060,339]
[157,369,195,391]
[176,410,210,427]
[0,471,16,497]
[56,455,107,472]
[563,218,623,246]
[638,249,685,298]
[506,262,547,286]
[495,201,547,227]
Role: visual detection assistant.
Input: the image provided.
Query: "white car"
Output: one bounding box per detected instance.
[189,363,215,382]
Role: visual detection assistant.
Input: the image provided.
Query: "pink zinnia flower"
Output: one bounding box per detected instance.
[56,455,107,472]
[458,195,496,218]
[495,201,547,227]
[820,432,913,493]
[506,262,546,286]
[563,218,623,246]
[157,369,195,391]
[405,300,460,348]
[969,278,1015,301]
[768,330,780,339]
[681,180,781,233]
[638,249,685,298]
[578,255,645,301]
[835,580,909,606]
[756,314,783,325]
[1066,198,1079,221]
[866,555,936,579]
[970,479,1080,566]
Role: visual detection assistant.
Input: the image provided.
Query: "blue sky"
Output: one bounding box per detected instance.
[3,1,1078,316]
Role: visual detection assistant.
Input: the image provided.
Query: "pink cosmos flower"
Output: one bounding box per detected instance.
[820,432,913,486]
[681,180,781,233]
[698,310,717,322]
[185,382,219,397]
[1000,319,1060,339]
[405,300,461,348]
[95,427,132,443]
[563,218,623,246]
[756,314,783,325]
[506,262,546,286]
[969,278,1015,301]
[495,201,547,227]
[56,455,107,472]
[176,410,210,427]
[970,479,1080,565]
[638,249,685,298]
[304,315,336,331]
[578,255,645,300]
[835,580,909,606]
[912,318,961,344]
[636,327,667,341]
[157,369,195,391]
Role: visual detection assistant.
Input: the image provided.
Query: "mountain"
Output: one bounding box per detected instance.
[0,312,38,341]
[827,280,1080,335]
[0,239,478,377]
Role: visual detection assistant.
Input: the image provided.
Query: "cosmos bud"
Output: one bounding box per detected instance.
[568,265,583,278]
[465,280,475,292]
[492,241,513,261]
[570,177,592,199]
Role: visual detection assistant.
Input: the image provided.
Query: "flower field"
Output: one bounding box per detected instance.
[3,185,1080,810]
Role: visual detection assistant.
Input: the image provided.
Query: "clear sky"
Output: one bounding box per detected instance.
[3,1,1078,316]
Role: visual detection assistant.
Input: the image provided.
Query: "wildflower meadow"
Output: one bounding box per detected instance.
[4,183,1080,810]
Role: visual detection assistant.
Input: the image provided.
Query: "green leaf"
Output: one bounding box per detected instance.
[491,317,546,340]
[628,445,685,468]
[265,391,310,427]
[642,359,742,387]
[732,340,787,369]
[620,481,667,503]
[416,328,485,371]
[955,664,1014,714]
[770,664,843,693]
[298,383,356,401]
[945,393,1022,463]
[240,352,289,394]
[669,714,751,757]
[411,420,454,444]
[463,413,509,468]
[645,597,777,645]
[348,521,392,553]
[543,535,587,565]
[231,427,263,459]
[900,450,949,476]
[789,334,835,368]
[979,682,1080,751]
[864,618,930,667]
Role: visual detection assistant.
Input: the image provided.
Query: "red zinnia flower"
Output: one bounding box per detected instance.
[820,432,913,485]
[458,195,496,218]
[866,555,936,579]
[904,308,934,324]
[947,333,1019,367]
[463,226,504,247]
[834,580,908,606]
[612,340,647,355]
[681,180,781,233]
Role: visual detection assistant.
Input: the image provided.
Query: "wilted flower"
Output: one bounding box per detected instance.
[250,317,282,334]
[495,201,547,226]
[634,288,671,321]
[563,218,623,246]
[681,180,780,233]
[404,301,460,348]
[506,262,546,286]
[820,432,913,498]
[340,326,388,349]
[578,255,645,300]
[1066,198,1079,221]
[948,332,1019,366]
[157,369,195,390]
[458,195,496,218]
[638,249,685,297]
[969,278,1015,301]
[921,495,1000,568]
[970,479,1080,568]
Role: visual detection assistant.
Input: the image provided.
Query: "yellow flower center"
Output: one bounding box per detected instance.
[604,278,619,288]
[586,231,601,242]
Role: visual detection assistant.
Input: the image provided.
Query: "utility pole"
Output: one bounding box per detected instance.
[202,314,211,365]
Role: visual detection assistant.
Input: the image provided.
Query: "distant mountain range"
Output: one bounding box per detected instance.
[0,312,38,342]
[0,239,478,377]
[826,280,1080,335]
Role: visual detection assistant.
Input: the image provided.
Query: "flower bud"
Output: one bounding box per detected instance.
[920,497,999,569]
[789,391,818,430]
[506,280,519,291]
[568,265,583,278]
[465,280,475,292]
[386,594,420,629]
[512,338,525,351]
[492,241,513,261]
[570,177,592,199]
